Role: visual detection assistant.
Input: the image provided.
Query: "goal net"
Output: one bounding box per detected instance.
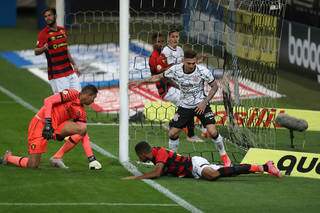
[65,0,287,163]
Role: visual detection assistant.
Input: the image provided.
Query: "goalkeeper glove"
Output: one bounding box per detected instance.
[42,118,54,140]
[88,155,102,170]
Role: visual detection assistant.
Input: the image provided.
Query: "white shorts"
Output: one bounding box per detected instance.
[49,73,81,93]
[191,156,222,179]
[163,87,180,105]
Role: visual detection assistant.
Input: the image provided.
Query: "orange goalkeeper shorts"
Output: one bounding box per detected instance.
[27,116,48,154]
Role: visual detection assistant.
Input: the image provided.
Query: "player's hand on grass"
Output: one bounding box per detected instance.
[42,118,54,140]
[122,176,137,180]
[195,101,207,114]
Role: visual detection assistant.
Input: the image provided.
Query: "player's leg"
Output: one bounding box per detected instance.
[68,73,82,92]
[164,88,203,142]
[168,107,193,151]
[50,121,86,168]
[2,151,42,168]
[49,77,69,94]
[51,121,101,169]
[168,127,181,151]
[2,117,48,168]
[210,162,281,180]
[54,121,87,139]
[197,105,231,166]
[185,118,203,142]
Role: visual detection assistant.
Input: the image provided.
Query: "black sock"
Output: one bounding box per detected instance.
[263,164,268,172]
[218,164,251,177]
[186,120,195,137]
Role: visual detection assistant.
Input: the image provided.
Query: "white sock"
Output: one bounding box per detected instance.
[212,134,226,156]
[169,138,179,152]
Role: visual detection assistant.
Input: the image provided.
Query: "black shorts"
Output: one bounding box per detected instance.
[169,105,216,129]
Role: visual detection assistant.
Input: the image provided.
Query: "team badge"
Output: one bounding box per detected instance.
[62,90,69,95]
[204,112,214,118]
[173,113,180,121]
[156,65,162,71]
[31,144,36,150]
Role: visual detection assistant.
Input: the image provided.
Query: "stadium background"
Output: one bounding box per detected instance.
[0,0,320,212]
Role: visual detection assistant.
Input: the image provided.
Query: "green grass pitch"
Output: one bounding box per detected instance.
[0,16,320,213]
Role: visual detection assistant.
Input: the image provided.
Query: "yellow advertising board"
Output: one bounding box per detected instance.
[144,103,320,131]
[241,148,320,179]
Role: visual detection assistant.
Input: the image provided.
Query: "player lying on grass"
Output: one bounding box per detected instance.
[123,141,281,180]
[1,85,102,170]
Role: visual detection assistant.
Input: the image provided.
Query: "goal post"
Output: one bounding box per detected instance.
[63,0,287,164]
[119,0,130,162]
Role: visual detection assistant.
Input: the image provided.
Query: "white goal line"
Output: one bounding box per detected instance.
[0,85,203,213]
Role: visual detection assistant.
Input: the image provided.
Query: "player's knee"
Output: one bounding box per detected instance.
[69,134,84,144]
[76,125,87,136]
[206,127,218,138]
[27,160,40,168]
[168,131,179,140]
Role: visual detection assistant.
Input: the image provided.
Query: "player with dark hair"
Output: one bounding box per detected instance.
[131,49,232,166]
[1,85,102,170]
[35,7,80,93]
[123,141,281,180]
[149,32,203,142]
[34,8,101,169]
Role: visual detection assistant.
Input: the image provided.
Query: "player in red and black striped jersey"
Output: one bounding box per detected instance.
[149,33,174,99]
[123,141,282,180]
[34,8,81,93]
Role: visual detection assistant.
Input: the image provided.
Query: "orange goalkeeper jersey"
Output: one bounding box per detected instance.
[36,89,87,128]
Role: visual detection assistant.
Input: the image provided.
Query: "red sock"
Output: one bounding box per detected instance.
[249,164,263,172]
[82,134,93,158]
[7,155,29,168]
[53,134,82,159]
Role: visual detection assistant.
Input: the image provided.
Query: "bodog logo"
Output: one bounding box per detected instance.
[277,155,320,176]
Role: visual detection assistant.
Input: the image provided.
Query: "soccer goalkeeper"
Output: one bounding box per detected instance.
[1,85,102,170]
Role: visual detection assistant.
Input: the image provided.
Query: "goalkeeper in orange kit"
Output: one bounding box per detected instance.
[1,85,102,170]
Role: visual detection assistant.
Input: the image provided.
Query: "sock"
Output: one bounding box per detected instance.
[218,164,252,177]
[186,119,195,137]
[7,155,29,168]
[212,134,226,156]
[169,137,179,152]
[249,164,264,172]
[52,134,83,159]
[82,134,94,158]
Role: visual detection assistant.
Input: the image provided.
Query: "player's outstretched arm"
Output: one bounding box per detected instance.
[129,73,165,87]
[122,163,164,180]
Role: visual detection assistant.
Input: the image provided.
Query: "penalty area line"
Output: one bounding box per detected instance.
[0,84,203,213]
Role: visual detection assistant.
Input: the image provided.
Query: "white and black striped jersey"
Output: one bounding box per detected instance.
[164,63,215,108]
[161,45,184,65]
